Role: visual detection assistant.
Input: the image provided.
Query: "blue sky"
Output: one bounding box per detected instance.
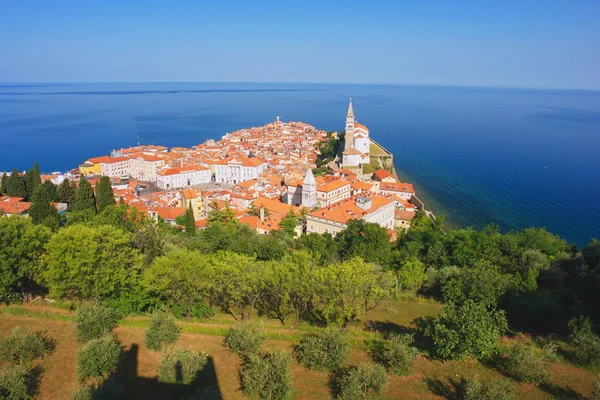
[1,1,599,89]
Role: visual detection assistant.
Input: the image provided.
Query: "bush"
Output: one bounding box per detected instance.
[75,304,121,343]
[380,333,418,375]
[0,327,55,365]
[592,376,600,400]
[421,300,507,360]
[295,328,349,371]
[459,375,517,400]
[241,351,292,400]
[145,311,180,351]
[0,365,39,400]
[71,376,123,400]
[157,347,208,385]
[172,301,215,319]
[568,315,600,366]
[333,363,388,400]
[76,335,123,382]
[223,323,265,360]
[504,342,553,384]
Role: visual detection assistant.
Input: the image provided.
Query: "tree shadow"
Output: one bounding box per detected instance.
[25,365,44,399]
[539,382,584,400]
[92,344,223,399]
[364,320,415,337]
[424,376,462,400]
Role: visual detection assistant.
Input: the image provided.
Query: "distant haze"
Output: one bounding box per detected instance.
[1,1,599,89]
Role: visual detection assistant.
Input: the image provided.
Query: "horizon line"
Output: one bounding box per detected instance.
[1,81,599,92]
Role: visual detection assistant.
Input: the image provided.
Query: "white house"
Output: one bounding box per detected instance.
[129,154,165,183]
[156,166,211,190]
[214,157,266,184]
[100,157,131,178]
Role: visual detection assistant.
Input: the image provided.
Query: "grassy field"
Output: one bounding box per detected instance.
[0,299,596,400]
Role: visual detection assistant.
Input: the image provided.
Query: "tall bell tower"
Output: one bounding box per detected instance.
[344,98,355,151]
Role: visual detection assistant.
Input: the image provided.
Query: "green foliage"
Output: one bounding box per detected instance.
[56,179,76,204]
[313,257,395,326]
[142,248,212,319]
[333,363,388,400]
[241,351,292,400]
[442,263,511,308]
[422,300,507,360]
[28,185,59,229]
[0,365,39,400]
[459,375,517,400]
[184,202,196,235]
[41,180,57,202]
[0,327,55,365]
[295,328,349,371]
[76,335,122,381]
[157,347,208,385]
[279,211,299,238]
[133,221,165,266]
[568,315,600,366]
[0,216,51,301]
[5,168,28,199]
[42,224,140,299]
[504,342,554,384]
[74,304,121,342]
[380,333,418,375]
[0,173,8,195]
[335,220,395,267]
[71,176,96,213]
[397,257,427,292]
[145,311,180,351]
[95,176,115,213]
[295,232,339,266]
[223,323,265,359]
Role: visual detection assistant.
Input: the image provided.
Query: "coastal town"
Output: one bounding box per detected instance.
[0,100,418,237]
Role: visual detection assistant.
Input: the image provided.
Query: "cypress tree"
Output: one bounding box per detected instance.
[6,167,27,198]
[29,185,59,228]
[42,180,57,202]
[57,179,75,204]
[71,176,97,213]
[96,176,116,213]
[185,203,196,236]
[119,196,125,206]
[0,172,7,195]
[32,162,41,191]
[24,169,34,199]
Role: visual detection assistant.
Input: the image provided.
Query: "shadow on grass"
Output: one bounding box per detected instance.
[424,376,462,400]
[93,344,222,400]
[539,382,583,400]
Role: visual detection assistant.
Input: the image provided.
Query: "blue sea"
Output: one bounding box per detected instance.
[1,82,599,247]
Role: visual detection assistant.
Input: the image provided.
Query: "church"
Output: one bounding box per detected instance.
[341,99,371,167]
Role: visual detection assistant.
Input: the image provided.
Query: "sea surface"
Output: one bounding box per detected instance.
[1,82,599,247]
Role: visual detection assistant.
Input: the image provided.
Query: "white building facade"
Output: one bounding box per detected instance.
[156,166,211,190]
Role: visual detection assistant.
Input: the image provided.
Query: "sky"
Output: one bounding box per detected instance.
[1,0,599,89]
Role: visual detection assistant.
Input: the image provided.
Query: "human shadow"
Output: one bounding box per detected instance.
[91,344,223,399]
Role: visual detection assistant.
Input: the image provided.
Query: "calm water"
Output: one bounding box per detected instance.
[1,82,599,247]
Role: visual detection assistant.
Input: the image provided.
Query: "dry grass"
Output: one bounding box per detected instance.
[0,300,597,399]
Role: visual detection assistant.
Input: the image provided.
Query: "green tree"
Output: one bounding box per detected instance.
[145,311,180,351]
[334,362,388,400]
[223,323,265,360]
[41,180,57,202]
[133,221,165,266]
[76,335,123,382]
[313,257,395,326]
[335,219,394,267]
[279,211,299,238]
[295,328,349,371]
[241,351,292,400]
[95,176,115,213]
[74,303,121,342]
[5,168,27,198]
[0,327,55,365]
[0,217,51,301]
[422,300,507,360]
[397,257,427,292]
[71,176,96,213]
[141,248,212,319]
[28,185,59,229]
[42,224,140,299]
[184,202,196,236]
[56,179,76,204]
[32,162,41,193]
[442,262,511,308]
[24,169,34,200]
[0,172,8,195]
[157,347,208,385]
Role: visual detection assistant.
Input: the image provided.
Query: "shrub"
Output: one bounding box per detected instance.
[157,347,208,385]
[75,304,121,343]
[504,342,553,384]
[568,315,600,366]
[0,327,55,365]
[421,300,507,360]
[380,333,418,375]
[173,302,216,319]
[334,363,388,400]
[241,351,292,400]
[459,375,517,400]
[223,323,265,360]
[71,376,123,400]
[76,335,123,382]
[295,328,349,371]
[145,311,180,351]
[0,365,39,400]
[592,376,600,400]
